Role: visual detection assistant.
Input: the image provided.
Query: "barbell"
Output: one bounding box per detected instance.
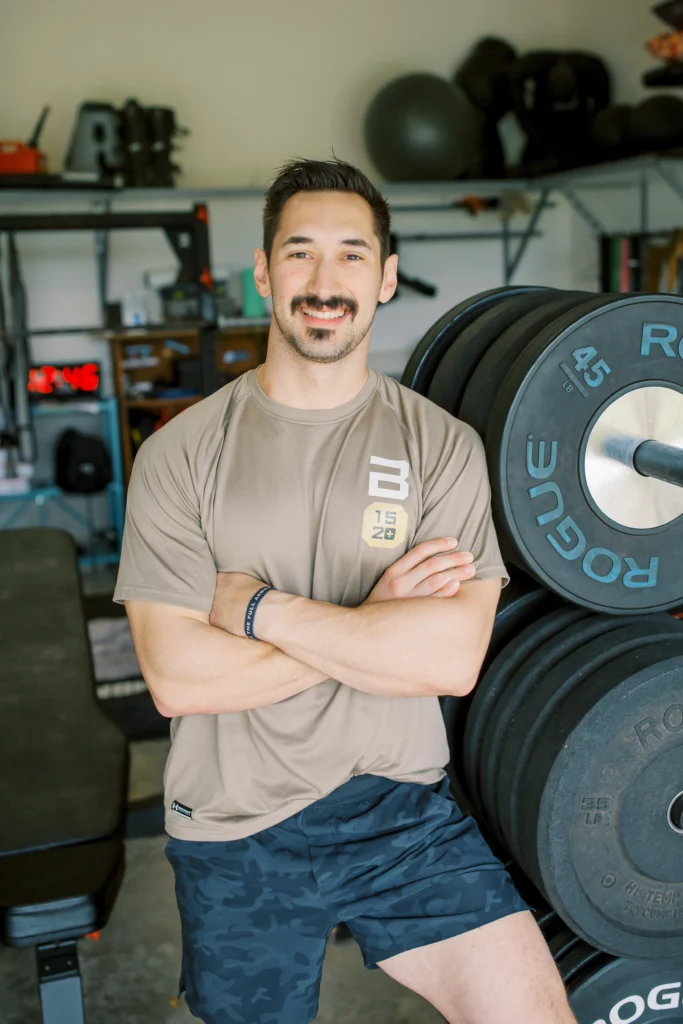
[403,288,683,614]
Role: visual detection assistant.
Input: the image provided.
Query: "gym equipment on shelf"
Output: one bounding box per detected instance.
[364,72,480,182]
[509,52,611,173]
[453,36,518,178]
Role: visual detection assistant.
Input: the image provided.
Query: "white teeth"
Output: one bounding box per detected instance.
[301,308,346,320]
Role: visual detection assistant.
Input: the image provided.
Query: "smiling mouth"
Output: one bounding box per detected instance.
[298,306,349,324]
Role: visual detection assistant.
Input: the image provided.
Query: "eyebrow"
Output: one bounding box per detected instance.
[281,235,373,250]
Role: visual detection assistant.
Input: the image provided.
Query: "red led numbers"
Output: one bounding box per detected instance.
[28,362,100,398]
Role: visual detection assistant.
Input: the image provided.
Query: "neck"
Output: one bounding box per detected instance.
[257,336,371,411]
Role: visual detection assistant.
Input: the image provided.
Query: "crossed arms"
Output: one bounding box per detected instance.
[125,537,502,718]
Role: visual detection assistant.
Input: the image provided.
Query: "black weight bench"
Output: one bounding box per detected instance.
[0,527,129,1023]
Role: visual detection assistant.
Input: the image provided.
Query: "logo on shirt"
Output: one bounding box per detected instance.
[368,456,410,500]
[362,456,410,548]
[171,800,193,819]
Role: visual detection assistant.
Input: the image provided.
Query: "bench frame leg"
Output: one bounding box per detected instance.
[36,940,86,1024]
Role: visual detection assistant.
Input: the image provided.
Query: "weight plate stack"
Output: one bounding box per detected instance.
[536,637,683,959]
[456,291,594,438]
[547,924,585,964]
[461,607,683,960]
[487,293,683,614]
[481,613,632,853]
[400,286,545,396]
[537,900,683,1022]
[441,571,563,814]
[413,289,683,965]
[426,288,556,415]
[409,289,683,614]
[485,571,563,665]
[461,605,587,833]
[567,953,683,1023]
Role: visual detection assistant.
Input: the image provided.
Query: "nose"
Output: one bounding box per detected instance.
[307,256,343,301]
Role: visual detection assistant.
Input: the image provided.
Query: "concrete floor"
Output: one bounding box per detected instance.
[1,560,445,1021]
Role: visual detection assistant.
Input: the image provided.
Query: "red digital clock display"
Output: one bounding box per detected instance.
[28,362,101,400]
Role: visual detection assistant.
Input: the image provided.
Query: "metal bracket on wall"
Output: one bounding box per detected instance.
[561,175,653,238]
[391,190,551,286]
[502,189,551,284]
[91,199,111,321]
[560,189,608,237]
[655,161,683,210]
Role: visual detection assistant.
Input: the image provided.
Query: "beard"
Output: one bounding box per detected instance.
[272,293,376,365]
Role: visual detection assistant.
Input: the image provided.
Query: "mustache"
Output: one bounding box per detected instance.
[291,295,358,317]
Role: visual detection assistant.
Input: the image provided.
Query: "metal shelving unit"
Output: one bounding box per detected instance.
[3,151,683,284]
[0,397,125,568]
[0,205,216,566]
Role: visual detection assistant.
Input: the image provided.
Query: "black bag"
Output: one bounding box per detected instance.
[55,429,113,494]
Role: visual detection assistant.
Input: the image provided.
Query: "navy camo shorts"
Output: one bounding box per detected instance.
[164,772,530,1024]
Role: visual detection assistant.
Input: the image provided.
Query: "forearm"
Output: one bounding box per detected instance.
[134,614,328,716]
[256,591,490,698]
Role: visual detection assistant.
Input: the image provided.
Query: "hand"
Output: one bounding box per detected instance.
[209,572,269,637]
[364,537,475,605]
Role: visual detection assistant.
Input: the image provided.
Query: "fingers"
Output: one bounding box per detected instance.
[432,577,463,597]
[410,566,474,597]
[386,536,461,575]
[422,550,475,572]
[399,550,475,593]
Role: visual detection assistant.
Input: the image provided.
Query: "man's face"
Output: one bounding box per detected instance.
[254,191,397,365]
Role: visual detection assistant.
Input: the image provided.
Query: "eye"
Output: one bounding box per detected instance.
[344,253,363,260]
[289,251,311,259]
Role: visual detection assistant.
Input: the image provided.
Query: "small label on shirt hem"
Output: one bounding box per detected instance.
[171,800,193,819]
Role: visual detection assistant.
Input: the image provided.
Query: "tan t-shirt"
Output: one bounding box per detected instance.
[113,368,509,841]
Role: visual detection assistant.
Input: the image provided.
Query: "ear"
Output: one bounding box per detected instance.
[378,253,399,305]
[253,249,271,298]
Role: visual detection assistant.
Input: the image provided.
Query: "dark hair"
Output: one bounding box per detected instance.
[262,157,392,265]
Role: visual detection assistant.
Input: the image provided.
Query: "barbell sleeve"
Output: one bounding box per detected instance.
[633,439,683,489]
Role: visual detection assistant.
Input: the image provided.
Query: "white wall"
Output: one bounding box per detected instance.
[2,0,568,187]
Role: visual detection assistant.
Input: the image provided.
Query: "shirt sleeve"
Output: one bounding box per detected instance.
[412,420,510,586]
[112,434,218,613]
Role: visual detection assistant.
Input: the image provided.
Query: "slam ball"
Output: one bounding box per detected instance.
[364,72,480,181]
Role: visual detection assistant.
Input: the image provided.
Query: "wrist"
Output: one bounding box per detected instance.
[253,589,297,645]
[244,585,274,639]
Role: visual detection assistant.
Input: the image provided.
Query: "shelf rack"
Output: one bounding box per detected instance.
[3,151,683,284]
[0,397,124,568]
[0,206,216,564]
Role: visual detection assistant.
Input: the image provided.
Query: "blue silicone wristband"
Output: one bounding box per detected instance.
[244,586,273,641]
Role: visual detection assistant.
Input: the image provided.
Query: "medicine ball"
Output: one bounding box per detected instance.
[591,104,633,153]
[364,73,480,181]
[630,94,683,147]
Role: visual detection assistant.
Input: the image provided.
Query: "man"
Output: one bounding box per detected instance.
[114,158,577,1024]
